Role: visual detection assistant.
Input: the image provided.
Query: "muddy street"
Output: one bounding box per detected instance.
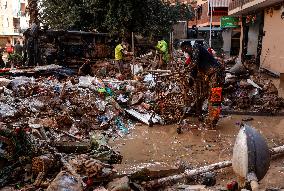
[111,115,284,189]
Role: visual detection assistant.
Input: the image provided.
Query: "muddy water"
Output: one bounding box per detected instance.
[110,115,284,188]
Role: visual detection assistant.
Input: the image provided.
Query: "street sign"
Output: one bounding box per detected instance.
[221,16,240,28]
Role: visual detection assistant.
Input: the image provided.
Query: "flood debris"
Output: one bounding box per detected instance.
[1,38,284,190]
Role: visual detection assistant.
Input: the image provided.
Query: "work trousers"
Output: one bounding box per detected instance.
[195,67,225,128]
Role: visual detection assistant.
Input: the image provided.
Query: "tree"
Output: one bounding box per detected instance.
[39,0,194,36]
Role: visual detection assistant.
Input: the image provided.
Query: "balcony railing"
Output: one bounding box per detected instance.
[14,28,20,33]
[229,0,255,11]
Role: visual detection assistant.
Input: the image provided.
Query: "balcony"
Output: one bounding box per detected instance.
[229,0,255,11]
[229,0,284,15]
[14,28,20,34]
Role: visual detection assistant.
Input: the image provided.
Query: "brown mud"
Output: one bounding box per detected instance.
[111,115,284,189]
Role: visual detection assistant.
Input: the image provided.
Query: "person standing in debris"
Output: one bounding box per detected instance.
[5,40,13,55]
[14,40,23,56]
[0,47,5,68]
[155,38,169,69]
[181,42,225,128]
[114,41,132,73]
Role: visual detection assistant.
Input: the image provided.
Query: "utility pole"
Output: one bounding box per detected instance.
[209,0,213,48]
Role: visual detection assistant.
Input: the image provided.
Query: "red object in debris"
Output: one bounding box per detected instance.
[208,47,213,55]
[227,180,238,191]
[6,47,13,53]
[15,127,21,134]
[185,56,191,65]
[86,177,94,187]
[0,68,10,73]
[210,87,222,103]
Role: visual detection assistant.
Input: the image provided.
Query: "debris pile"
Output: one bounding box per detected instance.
[0,53,284,189]
[223,75,284,114]
[0,74,135,190]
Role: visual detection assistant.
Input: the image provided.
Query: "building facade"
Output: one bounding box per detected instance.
[229,0,284,74]
[0,0,29,47]
[187,0,240,56]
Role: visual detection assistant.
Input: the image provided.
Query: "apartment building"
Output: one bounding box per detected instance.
[229,0,284,74]
[0,0,29,47]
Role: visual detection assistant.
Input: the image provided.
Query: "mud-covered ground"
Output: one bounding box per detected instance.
[111,115,284,189]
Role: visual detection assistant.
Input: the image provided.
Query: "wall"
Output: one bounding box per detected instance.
[261,6,284,73]
[247,23,259,56]
[0,0,14,35]
[197,0,207,6]
[173,21,188,39]
[222,28,232,57]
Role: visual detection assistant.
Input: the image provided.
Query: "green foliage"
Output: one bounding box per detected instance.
[40,0,194,36]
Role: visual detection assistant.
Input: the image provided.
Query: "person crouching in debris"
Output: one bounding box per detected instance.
[115,40,133,74]
[181,42,225,128]
[155,38,170,69]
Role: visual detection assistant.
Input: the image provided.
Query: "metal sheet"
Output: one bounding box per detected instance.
[208,0,230,8]
[125,109,162,125]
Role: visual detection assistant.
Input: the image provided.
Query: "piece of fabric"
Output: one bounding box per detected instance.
[115,44,124,61]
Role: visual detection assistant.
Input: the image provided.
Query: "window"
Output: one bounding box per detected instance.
[21,3,26,16]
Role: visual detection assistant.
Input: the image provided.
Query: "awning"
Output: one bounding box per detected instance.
[197,27,222,31]
[208,0,230,7]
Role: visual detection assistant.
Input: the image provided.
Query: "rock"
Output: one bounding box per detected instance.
[46,171,83,191]
[107,176,131,191]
